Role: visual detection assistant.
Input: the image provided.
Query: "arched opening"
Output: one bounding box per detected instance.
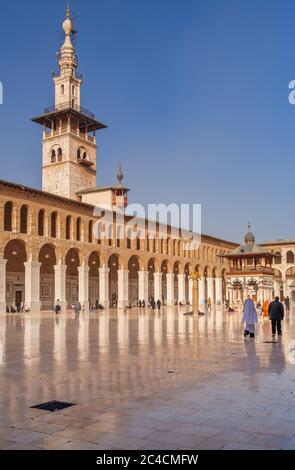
[20,205,28,234]
[128,256,139,306]
[39,244,56,310]
[4,201,13,232]
[161,260,168,304]
[38,210,45,236]
[51,149,56,163]
[4,240,27,309]
[287,251,295,264]
[51,212,58,238]
[57,148,62,162]
[109,254,119,308]
[61,84,64,94]
[76,217,81,241]
[65,249,80,308]
[88,220,93,243]
[173,262,180,304]
[184,263,190,304]
[148,259,155,301]
[274,252,282,265]
[89,252,100,307]
[66,216,72,240]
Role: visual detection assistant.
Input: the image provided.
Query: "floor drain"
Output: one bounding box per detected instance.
[31,401,76,412]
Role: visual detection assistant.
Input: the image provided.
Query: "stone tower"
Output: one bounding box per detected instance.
[32,3,106,200]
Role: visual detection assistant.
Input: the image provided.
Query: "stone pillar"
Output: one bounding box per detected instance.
[189,278,193,305]
[207,277,214,304]
[154,272,162,303]
[78,266,90,309]
[99,266,109,308]
[178,274,186,304]
[215,278,223,307]
[118,269,129,308]
[54,264,67,312]
[0,259,7,313]
[138,271,149,304]
[166,273,174,306]
[24,261,41,311]
[199,277,205,309]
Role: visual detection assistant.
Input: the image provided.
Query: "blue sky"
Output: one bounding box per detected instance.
[0,0,295,243]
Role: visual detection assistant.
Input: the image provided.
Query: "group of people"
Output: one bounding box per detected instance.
[242,295,285,339]
[6,301,27,314]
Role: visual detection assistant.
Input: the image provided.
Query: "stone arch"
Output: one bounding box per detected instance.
[147,258,156,300]
[128,255,140,306]
[39,243,56,310]
[65,248,80,307]
[4,240,27,308]
[88,251,100,306]
[108,254,120,308]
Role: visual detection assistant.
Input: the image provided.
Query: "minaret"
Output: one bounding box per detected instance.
[32,3,107,200]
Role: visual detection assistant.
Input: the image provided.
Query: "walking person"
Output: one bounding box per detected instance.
[157,299,161,311]
[54,299,61,315]
[242,296,258,339]
[285,296,290,314]
[268,296,284,337]
[73,299,82,316]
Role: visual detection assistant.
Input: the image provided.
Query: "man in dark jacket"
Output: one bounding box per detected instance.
[268,297,284,337]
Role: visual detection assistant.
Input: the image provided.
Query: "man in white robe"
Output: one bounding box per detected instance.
[242,296,258,338]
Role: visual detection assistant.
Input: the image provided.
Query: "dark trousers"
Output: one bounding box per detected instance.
[271,319,282,335]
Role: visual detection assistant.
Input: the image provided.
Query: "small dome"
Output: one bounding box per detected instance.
[244,223,255,245]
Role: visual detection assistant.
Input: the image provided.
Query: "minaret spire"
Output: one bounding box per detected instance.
[66,1,71,19]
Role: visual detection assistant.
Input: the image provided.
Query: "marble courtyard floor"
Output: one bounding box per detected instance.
[0,307,295,451]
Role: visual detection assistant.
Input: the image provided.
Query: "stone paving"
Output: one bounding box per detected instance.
[0,307,295,450]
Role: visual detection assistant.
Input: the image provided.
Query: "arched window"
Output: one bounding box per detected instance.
[4,201,13,232]
[274,252,282,265]
[146,235,150,252]
[51,212,58,238]
[153,238,156,253]
[287,251,295,264]
[136,234,141,251]
[77,148,81,160]
[127,229,132,249]
[160,239,164,254]
[20,205,28,234]
[76,217,81,241]
[61,84,64,94]
[66,216,72,240]
[38,210,45,236]
[57,148,62,162]
[88,221,93,243]
[72,85,75,96]
[116,226,121,248]
[51,149,56,163]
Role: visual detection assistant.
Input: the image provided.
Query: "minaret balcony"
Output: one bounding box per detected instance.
[44,102,95,119]
[77,157,94,167]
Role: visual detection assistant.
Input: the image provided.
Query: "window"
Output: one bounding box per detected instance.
[61,84,64,94]
[72,85,75,95]
[136,236,141,251]
[38,210,45,236]
[287,251,294,264]
[51,149,56,163]
[57,148,62,162]
[20,205,28,234]
[66,216,72,240]
[88,221,93,243]
[51,212,57,238]
[76,218,81,241]
[4,201,13,231]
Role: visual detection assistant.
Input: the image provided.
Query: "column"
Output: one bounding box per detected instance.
[154,272,162,302]
[199,277,205,309]
[99,266,109,308]
[118,269,129,308]
[215,277,223,307]
[54,264,67,312]
[207,277,214,303]
[24,261,41,311]
[0,259,7,313]
[166,273,174,306]
[178,274,186,304]
[138,271,149,304]
[189,278,193,306]
[78,266,90,309]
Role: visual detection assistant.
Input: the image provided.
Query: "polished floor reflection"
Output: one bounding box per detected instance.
[0,307,295,450]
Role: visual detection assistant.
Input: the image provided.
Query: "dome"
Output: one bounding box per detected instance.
[244,223,255,245]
